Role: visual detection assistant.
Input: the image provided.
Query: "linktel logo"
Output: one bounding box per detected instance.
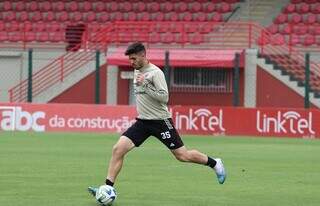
[256,111,315,135]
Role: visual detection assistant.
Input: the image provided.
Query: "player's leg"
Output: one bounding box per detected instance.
[106,135,135,184]
[106,119,150,186]
[151,118,226,184]
[171,145,226,184]
[88,136,134,196]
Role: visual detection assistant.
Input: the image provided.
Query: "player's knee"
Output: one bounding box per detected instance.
[112,144,126,157]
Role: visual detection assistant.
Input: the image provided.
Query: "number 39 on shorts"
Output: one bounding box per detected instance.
[161,131,171,139]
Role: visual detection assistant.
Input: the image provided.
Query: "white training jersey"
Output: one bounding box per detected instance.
[134,63,171,120]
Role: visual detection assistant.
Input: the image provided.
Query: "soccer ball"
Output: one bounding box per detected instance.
[95,185,117,206]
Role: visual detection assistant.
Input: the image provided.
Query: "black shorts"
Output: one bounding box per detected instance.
[122,118,184,150]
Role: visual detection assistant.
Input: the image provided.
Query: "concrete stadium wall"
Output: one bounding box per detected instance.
[256,66,317,109]
[49,64,107,104]
[0,49,65,102]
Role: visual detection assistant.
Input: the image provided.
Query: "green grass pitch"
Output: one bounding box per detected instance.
[0,132,320,206]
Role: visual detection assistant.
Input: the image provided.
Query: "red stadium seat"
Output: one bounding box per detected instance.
[190,33,204,44]
[43,11,56,22]
[162,33,175,44]
[67,1,78,12]
[37,32,50,42]
[85,12,96,22]
[283,3,296,13]
[0,22,4,31]
[2,1,11,11]
[89,22,101,33]
[34,22,46,32]
[18,12,28,22]
[94,2,105,12]
[219,2,232,13]
[199,23,213,34]
[121,2,132,12]
[267,24,279,34]
[195,12,207,21]
[50,32,64,42]
[289,34,301,46]
[167,12,179,21]
[312,26,320,35]
[47,21,61,32]
[6,21,19,32]
[153,12,165,21]
[306,0,317,3]
[25,32,36,42]
[29,11,41,22]
[191,2,202,12]
[149,2,160,12]
[28,1,39,12]
[273,13,288,24]
[305,14,317,24]
[303,34,315,46]
[181,12,192,21]
[175,34,189,44]
[156,23,170,33]
[280,24,292,35]
[109,2,118,12]
[149,33,161,43]
[71,12,83,22]
[53,2,65,12]
[289,14,302,24]
[0,32,8,41]
[204,2,216,13]
[312,4,320,14]
[15,2,26,11]
[163,2,174,12]
[135,2,146,12]
[82,2,92,12]
[126,12,137,21]
[57,12,69,22]
[176,2,188,12]
[98,12,110,22]
[170,23,183,33]
[139,12,150,21]
[40,1,51,12]
[211,13,223,22]
[297,3,310,14]
[185,24,198,33]
[9,32,22,42]
[21,21,32,32]
[4,11,16,21]
[293,24,308,35]
[111,12,123,21]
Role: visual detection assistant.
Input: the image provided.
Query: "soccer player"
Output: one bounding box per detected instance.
[88,42,226,197]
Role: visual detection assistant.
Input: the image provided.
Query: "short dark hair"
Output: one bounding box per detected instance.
[125,42,146,56]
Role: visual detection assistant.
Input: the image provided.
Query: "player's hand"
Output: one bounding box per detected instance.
[136,73,145,85]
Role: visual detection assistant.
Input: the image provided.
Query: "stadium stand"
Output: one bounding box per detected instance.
[3,0,320,105]
[0,0,240,46]
[267,0,320,49]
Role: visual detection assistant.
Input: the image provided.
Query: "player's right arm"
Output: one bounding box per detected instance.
[142,71,169,103]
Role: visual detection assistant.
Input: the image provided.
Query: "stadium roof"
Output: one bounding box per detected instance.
[107,48,244,68]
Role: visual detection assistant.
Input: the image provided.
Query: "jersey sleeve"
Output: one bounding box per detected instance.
[143,70,169,103]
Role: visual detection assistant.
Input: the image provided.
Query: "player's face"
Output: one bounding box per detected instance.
[128,52,145,70]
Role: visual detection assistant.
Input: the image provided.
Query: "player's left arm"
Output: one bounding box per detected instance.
[143,70,169,103]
